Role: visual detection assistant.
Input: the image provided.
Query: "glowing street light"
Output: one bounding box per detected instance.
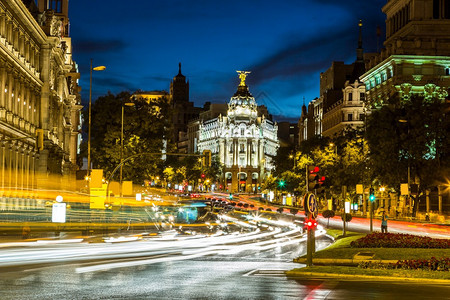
[87,59,106,181]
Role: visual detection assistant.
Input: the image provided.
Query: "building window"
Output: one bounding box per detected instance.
[434,0,440,19]
[348,92,353,102]
[240,144,245,153]
[360,114,365,121]
[348,114,353,121]
[446,68,450,75]
[46,0,63,13]
[241,128,244,136]
[360,93,365,101]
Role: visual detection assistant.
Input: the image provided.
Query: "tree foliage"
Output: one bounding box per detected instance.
[81,91,174,183]
[366,94,449,191]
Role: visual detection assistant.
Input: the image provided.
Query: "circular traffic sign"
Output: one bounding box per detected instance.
[303,193,318,219]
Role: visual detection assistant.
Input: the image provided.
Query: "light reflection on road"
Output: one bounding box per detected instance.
[0,215,328,273]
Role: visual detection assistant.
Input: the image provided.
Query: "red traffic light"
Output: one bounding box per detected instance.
[201,173,205,178]
[304,218,318,229]
[308,166,320,174]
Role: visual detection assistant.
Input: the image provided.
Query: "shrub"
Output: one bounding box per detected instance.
[322,210,335,227]
[350,233,450,249]
[341,213,352,222]
[322,210,335,218]
[290,208,299,215]
[359,257,450,272]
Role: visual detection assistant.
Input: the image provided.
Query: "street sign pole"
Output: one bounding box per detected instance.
[304,193,318,267]
[370,200,373,232]
[307,220,313,267]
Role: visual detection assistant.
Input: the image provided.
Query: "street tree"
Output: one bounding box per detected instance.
[366,93,449,215]
[81,91,174,184]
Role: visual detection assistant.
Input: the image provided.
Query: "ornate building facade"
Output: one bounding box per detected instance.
[361,0,450,105]
[298,21,371,142]
[197,72,279,193]
[0,0,81,209]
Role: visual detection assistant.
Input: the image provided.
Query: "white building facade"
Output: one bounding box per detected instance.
[0,0,81,209]
[197,72,279,193]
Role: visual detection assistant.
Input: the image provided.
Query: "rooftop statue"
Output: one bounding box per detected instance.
[236,70,251,86]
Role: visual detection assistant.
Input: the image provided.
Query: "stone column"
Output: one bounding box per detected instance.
[0,140,4,196]
[0,66,5,108]
[31,152,36,191]
[26,148,30,193]
[14,142,19,190]
[8,142,13,193]
[20,147,25,193]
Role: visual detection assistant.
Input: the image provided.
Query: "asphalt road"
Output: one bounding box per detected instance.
[0,202,449,299]
[1,255,449,299]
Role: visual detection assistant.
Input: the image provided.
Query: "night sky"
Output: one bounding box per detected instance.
[69,0,386,121]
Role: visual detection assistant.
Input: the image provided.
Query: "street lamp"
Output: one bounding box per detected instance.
[87,59,106,181]
[398,119,411,214]
[120,102,135,197]
[329,143,337,154]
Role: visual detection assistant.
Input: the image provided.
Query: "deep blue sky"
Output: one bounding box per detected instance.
[69,0,386,121]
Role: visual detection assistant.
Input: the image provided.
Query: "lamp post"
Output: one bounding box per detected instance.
[399,119,411,215]
[120,102,135,197]
[87,59,106,181]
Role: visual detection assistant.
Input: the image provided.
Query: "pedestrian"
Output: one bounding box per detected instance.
[381,211,388,233]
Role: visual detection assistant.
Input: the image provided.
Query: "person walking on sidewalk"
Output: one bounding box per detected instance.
[381,211,388,233]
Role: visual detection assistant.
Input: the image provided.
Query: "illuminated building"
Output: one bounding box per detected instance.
[131,90,169,117]
[0,0,81,208]
[299,21,371,142]
[197,72,279,193]
[361,0,450,104]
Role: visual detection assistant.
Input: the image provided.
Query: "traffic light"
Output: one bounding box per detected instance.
[317,176,326,194]
[278,179,285,188]
[35,129,44,151]
[304,218,318,230]
[307,165,320,190]
[229,193,233,200]
[202,150,211,167]
[369,187,375,202]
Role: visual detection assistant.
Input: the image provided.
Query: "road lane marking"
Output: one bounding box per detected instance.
[243,269,288,277]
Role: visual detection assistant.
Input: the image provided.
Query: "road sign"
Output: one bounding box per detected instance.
[356,184,364,194]
[400,183,409,195]
[52,203,66,223]
[303,193,318,219]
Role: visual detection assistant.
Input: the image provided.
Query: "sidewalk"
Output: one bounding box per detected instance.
[285,269,450,285]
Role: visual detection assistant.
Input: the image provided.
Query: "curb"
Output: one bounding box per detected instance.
[285,270,450,285]
[294,258,399,265]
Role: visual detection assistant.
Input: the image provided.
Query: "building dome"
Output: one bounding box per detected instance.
[228,71,257,120]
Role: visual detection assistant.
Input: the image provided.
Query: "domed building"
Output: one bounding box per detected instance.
[197,71,279,193]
